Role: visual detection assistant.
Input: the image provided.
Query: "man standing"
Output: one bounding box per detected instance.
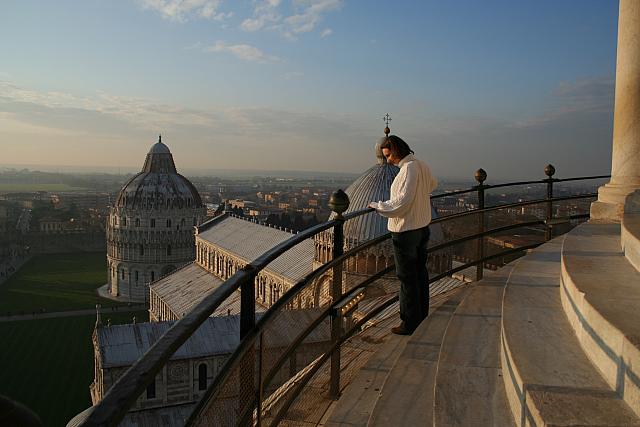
[369,135,438,335]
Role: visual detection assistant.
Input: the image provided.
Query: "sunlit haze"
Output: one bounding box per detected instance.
[0,0,619,180]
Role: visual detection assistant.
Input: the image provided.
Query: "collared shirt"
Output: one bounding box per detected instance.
[371,154,438,232]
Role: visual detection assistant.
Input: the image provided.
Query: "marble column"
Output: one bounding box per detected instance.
[591,0,640,221]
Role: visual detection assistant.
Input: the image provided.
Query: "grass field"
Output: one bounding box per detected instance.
[0,252,119,314]
[0,311,148,427]
[0,183,87,192]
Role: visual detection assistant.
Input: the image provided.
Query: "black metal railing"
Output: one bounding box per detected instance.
[76,165,608,427]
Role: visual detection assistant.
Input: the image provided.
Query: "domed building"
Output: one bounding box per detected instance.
[106,137,207,302]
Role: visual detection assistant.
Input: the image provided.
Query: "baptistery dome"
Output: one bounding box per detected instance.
[106,137,207,302]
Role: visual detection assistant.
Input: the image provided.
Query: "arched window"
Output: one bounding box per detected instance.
[135,271,139,282]
[139,245,144,256]
[166,219,171,228]
[121,269,125,280]
[181,218,185,227]
[198,363,207,391]
[135,218,140,227]
[146,378,156,399]
[150,271,155,282]
[150,218,155,228]
[167,245,172,256]
[122,217,127,227]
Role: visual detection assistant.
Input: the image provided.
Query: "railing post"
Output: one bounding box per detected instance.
[256,331,264,427]
[240,271,256,427]
[240,271,256,339]
[328,189,349,400]
[544,164,556,241]
[475,169,487,281]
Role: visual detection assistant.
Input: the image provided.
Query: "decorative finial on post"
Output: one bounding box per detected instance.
[158,134,162,143]
[383,113,392,136]
[544,164,555,178]
[475,168,487,185]
[329,189,350,219]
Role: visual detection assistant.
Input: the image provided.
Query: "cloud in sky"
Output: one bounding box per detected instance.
[320,28,332,38]
[0,77,615,178]
[284,0,342,36]
[512,77,614,130]
[241,0,282,32]
[204,41,279,62]
[240,0,342,39]
[0,80,372,172]
[139,0,231,22]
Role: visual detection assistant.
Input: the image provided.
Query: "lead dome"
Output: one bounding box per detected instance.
[115,137,202,210]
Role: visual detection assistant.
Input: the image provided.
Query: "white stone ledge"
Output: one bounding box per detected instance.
[561,221,640,418]
[501,236,640,426]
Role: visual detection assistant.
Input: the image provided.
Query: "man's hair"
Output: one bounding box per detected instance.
[380,135,414,159]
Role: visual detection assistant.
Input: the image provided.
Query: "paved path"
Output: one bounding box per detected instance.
[0,304,147,322]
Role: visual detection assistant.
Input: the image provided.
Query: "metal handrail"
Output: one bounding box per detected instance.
[430,173,608,199]
[186,235,394,424]
[80,219,340,426]
[78,168,608,427]
[188,216,557,424]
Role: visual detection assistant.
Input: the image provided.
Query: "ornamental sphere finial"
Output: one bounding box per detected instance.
[475,168,487,184]
[544,164,556,178]
[329,189,350,217]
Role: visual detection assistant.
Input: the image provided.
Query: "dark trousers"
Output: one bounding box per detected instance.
[391,226,430,330]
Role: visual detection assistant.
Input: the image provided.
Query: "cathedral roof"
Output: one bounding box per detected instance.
[114,137,203,210]
[150,262,265,318]
[96,309,329,368]
[197,215,315,282]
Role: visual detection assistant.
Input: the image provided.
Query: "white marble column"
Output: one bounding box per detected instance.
[591,0,640,221]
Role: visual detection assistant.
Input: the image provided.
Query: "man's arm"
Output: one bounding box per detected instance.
[369,163,418,218]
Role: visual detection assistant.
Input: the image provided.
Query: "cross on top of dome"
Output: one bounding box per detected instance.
[383,113,392,136]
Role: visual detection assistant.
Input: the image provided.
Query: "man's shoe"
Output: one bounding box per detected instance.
[391,324,414,335]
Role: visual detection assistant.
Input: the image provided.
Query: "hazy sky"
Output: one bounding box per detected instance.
[0,0,619,180]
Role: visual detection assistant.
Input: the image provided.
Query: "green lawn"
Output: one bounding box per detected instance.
[0,252,119,314]
[0,311,148,427]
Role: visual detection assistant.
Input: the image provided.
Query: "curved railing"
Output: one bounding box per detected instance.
[76,166,609,427]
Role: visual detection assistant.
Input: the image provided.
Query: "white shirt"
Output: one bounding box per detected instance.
[371,154,438,232]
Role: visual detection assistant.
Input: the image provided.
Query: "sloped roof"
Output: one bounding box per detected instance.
[97,309,329,368]
[198,215,315,282]
[150,263,265,318]
[150,263,226,317]
[97,316,241,368]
